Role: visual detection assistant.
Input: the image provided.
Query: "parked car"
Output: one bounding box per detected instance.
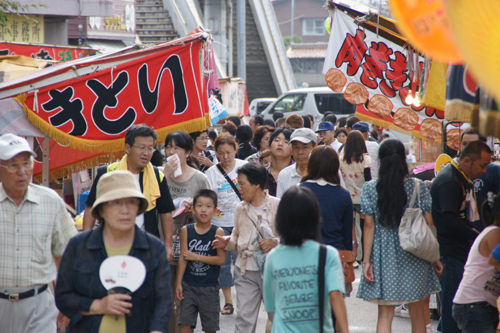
[259,87,356,130]
[249,98,276,116]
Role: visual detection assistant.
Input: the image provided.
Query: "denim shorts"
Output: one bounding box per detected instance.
[219,226,236,289]
[452,302,499,333]
[178,282,220,331]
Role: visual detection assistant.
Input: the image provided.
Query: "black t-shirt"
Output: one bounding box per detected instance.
[86,162,175,238]
[430,163,478,262]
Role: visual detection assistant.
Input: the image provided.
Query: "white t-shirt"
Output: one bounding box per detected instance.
[132,173,145,230]
[330,139,342,152]
[205,159,248,227]
[276,163,346,198]
[365,140,379,179]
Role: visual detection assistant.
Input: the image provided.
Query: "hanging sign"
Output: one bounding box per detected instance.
[323,9,445,142]
[15,39,208,152]
[0,41,95,63]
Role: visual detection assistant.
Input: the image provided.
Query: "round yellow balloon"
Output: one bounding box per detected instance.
[389,0,462,64]
[446,0,500,100]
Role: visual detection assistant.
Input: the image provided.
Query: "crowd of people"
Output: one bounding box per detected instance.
[1,110,499,333]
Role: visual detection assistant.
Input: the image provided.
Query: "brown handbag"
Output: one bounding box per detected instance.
[337,249,356,283]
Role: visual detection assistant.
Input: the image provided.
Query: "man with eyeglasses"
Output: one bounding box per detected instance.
[82,124,176,261]
[0,134,77,333]
[316,121,341,151]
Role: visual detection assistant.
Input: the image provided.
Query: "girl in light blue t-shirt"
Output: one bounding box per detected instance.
[263,186,349,333]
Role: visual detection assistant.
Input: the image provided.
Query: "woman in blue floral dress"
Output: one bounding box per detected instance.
[357,139,442,332]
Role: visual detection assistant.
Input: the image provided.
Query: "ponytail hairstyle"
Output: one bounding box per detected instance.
[481,192,500,227]
[236,124,254,156]
[376,139,409,228]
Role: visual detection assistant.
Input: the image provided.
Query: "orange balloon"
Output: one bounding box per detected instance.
[446,0,500,101]
[389,0,463,64]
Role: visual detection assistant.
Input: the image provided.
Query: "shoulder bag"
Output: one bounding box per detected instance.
[398,179,440,263]
[247,214,269,276]
[337,250,356,284]
[172,211,192,263]
[216,164,242,201]
[318,245,328,333]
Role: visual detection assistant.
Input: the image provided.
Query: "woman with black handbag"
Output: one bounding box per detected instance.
[205,134,248,315]
[356,139,442,333]
[212,164,280,332]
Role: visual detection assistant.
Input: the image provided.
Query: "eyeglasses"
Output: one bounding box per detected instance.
[197,136,209,141]
[132,145,155,154]
[0,161,34,173]
[317,131,331,137]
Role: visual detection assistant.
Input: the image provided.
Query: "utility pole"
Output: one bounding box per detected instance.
[237,0,246,81]
[290,0,295,37]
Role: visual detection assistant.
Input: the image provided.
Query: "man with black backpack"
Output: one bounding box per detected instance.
[82,124,176,261]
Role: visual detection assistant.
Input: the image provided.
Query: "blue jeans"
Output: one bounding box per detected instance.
[439,256,465,333]
[220,227,237,289]
[452,302,499,333]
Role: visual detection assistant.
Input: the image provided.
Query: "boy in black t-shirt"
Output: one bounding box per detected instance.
[176,190,226,333]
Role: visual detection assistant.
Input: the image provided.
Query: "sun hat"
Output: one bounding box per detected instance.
[91,170,148,219]
[0,134,36,161]
[352,121,369,133]
[290,128,317,145]
[315,121,335,133]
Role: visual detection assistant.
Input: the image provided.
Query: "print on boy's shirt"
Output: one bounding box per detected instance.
[272,264,320,323]
[187,238,213,276]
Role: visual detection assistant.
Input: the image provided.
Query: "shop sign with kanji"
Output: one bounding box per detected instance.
[0,14,44,43]
[323,9,445,142]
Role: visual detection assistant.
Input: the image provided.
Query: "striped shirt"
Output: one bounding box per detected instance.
[0,184,77,288]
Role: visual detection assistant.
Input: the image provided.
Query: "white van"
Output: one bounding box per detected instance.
[249,98,276,116]
[260,87,356,130]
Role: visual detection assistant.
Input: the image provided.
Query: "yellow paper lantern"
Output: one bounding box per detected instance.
[446,0,500,100]
[389,0,462,64]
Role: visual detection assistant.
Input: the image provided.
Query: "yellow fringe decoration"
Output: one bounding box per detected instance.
[479,110,500,139]
[14,93,208,152]
[32,151,124,184]
[421,61,447,110]
[355,112,440,143]
[445,99,474,122]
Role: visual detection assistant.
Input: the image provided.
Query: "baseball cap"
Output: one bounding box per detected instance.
[315,121,334,133]
[352,121,369,133]
[290,128,317,144]
[0,134,36,161]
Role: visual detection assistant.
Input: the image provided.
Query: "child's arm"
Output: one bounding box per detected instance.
[183,227,227,266]
[176,226,189,301]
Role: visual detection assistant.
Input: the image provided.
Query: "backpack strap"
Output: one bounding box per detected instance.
[318,245,327,333]
[216,164,242,201]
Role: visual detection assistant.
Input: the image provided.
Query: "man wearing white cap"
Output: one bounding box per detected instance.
[0,134,77,333]
[276,128,346,198]
[276,128,317,198]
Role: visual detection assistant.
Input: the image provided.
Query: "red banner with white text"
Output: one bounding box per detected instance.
[15,39,208,152]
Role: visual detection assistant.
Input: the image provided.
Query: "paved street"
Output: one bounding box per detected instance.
[194,266,439,332]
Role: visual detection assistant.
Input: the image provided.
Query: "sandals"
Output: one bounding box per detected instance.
[221,303,234,315]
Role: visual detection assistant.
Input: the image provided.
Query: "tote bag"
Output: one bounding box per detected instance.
[398,179,440,263]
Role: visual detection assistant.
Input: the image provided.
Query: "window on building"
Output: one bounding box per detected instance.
[302,19,325,36]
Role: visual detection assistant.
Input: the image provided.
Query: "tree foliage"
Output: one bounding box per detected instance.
[283,35,302,50]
